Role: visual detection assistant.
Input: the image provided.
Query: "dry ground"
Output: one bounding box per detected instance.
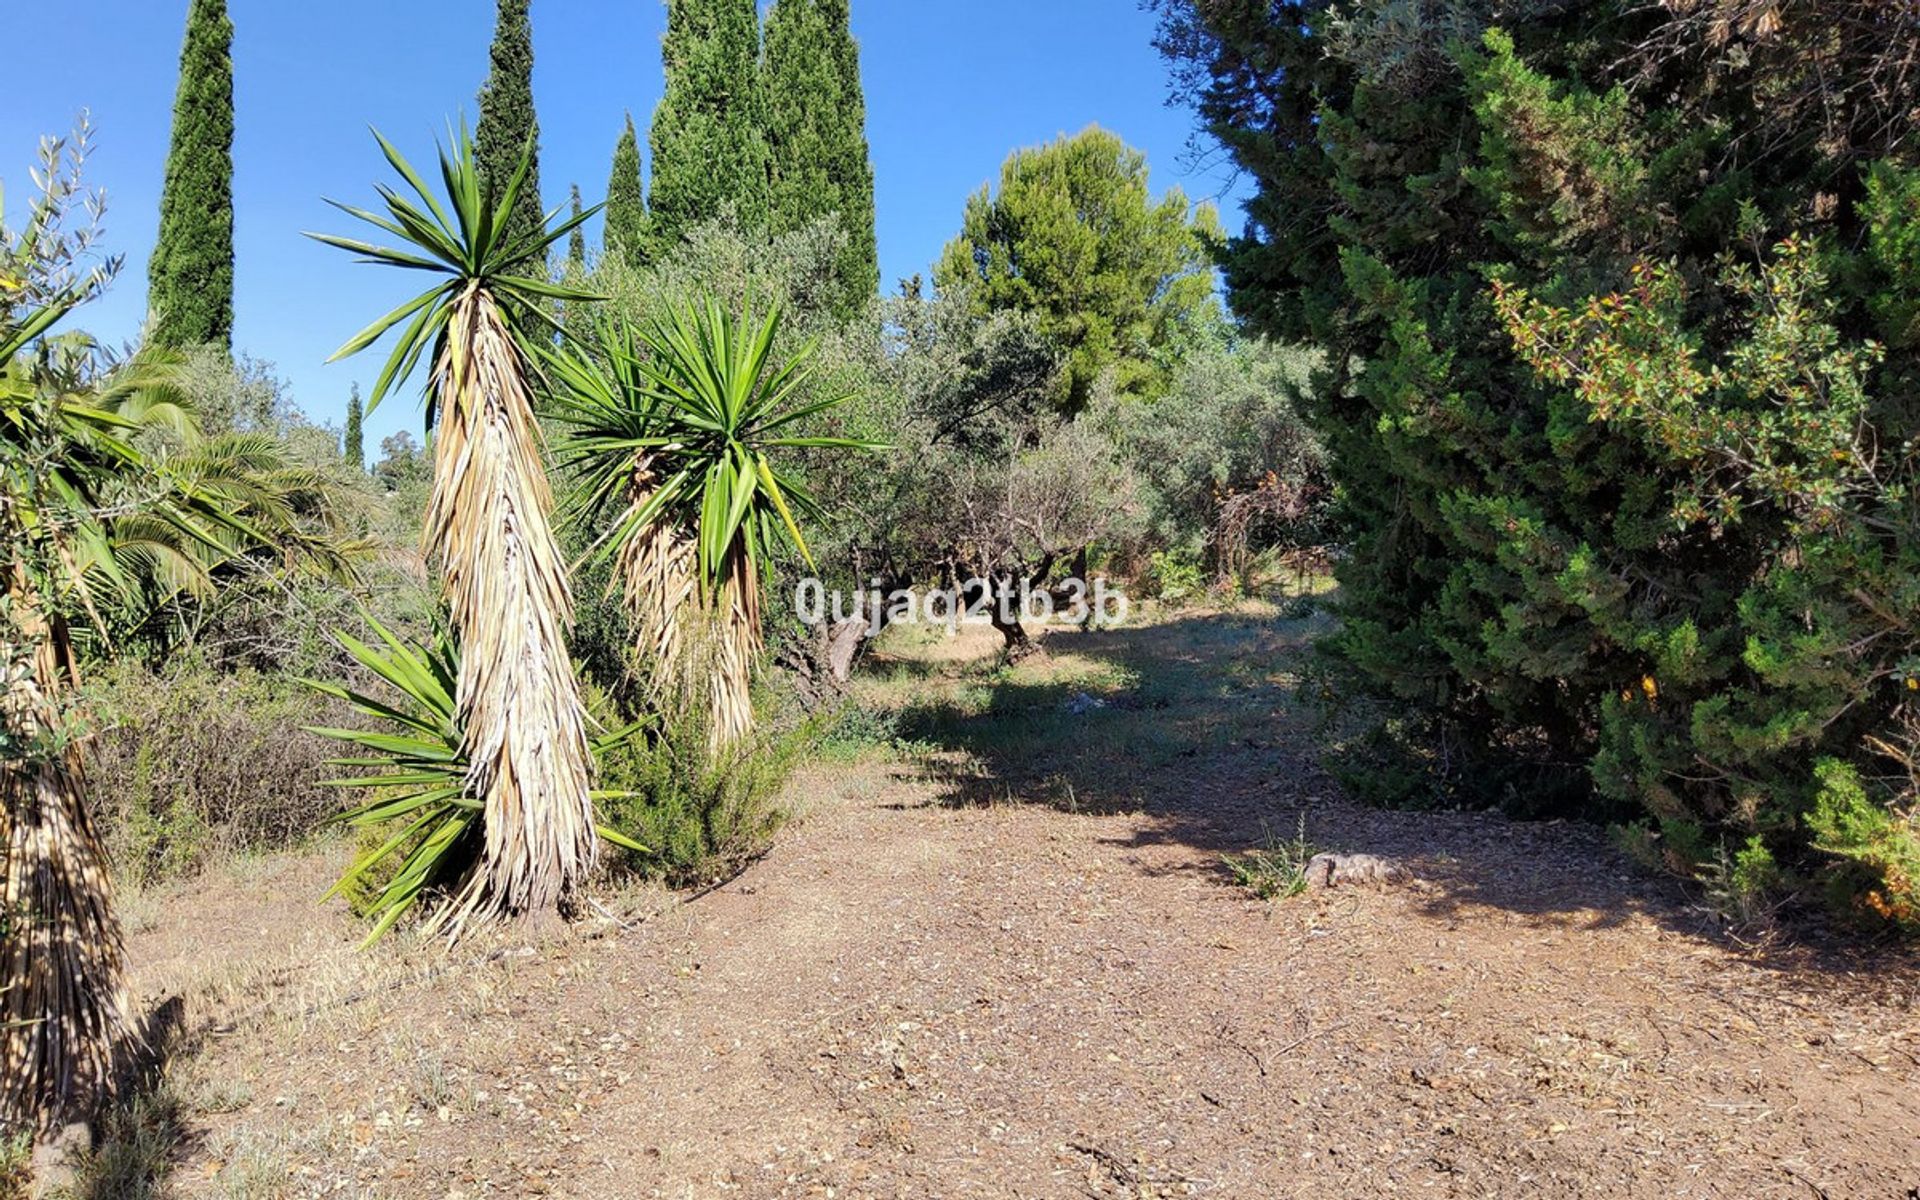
[88,600,1920,1198]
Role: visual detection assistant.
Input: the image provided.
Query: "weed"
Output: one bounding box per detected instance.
[1223,817,1318,900]
[1,1133,28,1200]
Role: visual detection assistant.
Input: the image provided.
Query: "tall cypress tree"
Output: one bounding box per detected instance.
[148,0,235,350]
[648,0,769,251]
[604,113,648,264]
[763,0,878,315]
[474,0,544,257]
[343,384,365,468]
[567,183,587,268]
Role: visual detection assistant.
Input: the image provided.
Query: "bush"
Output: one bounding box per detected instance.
[1807,760,1920,931]
[82,653,347,885]
[594,680,805,887]
[1149,549,1205,604]
[1158,3,1920,929]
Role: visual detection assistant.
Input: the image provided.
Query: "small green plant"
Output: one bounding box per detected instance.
[1222,817,1318,900]
[594,679,800,886]
[1149,548,1205,604]
[1806,758,1920,929]
[1,1132,29,1200]
[1698,835,1786,928]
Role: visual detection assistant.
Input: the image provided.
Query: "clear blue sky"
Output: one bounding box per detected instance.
[4,1,1245,455]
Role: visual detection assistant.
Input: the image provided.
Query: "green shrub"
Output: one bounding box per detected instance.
[1157,3,1920,930]
[1807,760,1920,930]
[595,686,804,887]
[83,653,347,885]
[1149,548,1205,604]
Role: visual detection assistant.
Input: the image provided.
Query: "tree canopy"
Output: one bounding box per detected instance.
[935,126,1221,413]
[763,0,878,315]
[473,0,544,258]
[648,0,769,250]
[604,113,648,265]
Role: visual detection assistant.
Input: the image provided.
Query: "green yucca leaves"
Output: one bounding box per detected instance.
[306,124,601,415]
[307,615,648,946]
[551,295,884,597]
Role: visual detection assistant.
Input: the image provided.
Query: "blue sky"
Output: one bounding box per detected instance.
[4,1,1245,454]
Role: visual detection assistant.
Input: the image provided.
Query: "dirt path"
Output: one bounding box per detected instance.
[121,604,1920,1198]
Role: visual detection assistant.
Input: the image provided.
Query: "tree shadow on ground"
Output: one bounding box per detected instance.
[56,994,200,1200]
[872,601,1920,985]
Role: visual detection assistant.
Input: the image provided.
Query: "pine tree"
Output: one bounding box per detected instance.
[344,384,364,468]
[567,183,587,268]
[604,113,648,264]
[148,0,235,350]
[935,127,1220,412]
[648,0,769,251]
[763,0,878,315]
[474,0,544,258]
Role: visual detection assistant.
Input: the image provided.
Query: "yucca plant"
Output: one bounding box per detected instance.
[307,616,645,946]
[552,296,880,748]
[310,126,602,937]
[2,128,311,1133]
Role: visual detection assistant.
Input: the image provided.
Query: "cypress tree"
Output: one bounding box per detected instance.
[567,183,587,268]
[148,0,235,351]
[647,0,769,251]
[344,384,365,468]
[474,0,544,257]
[763,0,878,315]
[604,113,648,264]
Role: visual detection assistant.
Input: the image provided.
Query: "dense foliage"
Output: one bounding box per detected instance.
[762,0,879,316]
[1157,0,1920,925]
[147,0,234,351]
[343,384,363,467]
[473,0,545,260]
[935,126,1222,413]
[648,0,770,250]
[604,113,648,265]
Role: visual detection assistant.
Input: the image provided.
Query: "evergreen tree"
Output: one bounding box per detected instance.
[935,126,1221,412]
[567,183,587,268]
[148,0,235,350]
[344,384,364,468]
[474,0,544,257]
[648,0,769,250]
[1154,0,1920,923]
[604,113,647,264]
[762,0,877,315]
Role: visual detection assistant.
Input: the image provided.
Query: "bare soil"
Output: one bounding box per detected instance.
[114,602,1920,1198]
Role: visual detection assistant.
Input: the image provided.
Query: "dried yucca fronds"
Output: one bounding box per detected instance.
[313,127,604,939]
[1,601,131,1133]
[552,296,882,753]
[424,288,597,936]
[617,461,697,698]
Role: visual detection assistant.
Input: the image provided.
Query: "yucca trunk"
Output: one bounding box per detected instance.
[618,471,757,753]
[1,561,132,1132]
[617,462,696,698]
[706,544,760,753]
[426,285,596,936]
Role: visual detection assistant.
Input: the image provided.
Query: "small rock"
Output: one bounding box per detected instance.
[1304,852,1408,889]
